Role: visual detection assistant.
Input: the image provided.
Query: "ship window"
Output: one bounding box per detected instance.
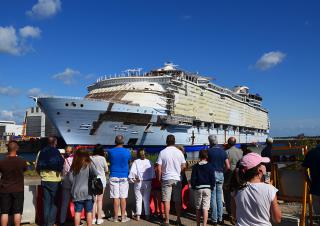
[80,104,84,107]
[66,121,70,124]
[150,83,154,86]
[57,112,60,115]
[65,103,69,107]
[31,108,34,113]
[72,102,76,107]
[67,129,71,132]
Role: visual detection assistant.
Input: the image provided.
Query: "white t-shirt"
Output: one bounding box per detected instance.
[91,155,108,187]
[156,146,186,181]
[235,183,278,226]
[128,159,155,181]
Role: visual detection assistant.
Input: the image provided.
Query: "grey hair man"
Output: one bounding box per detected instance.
[224,137,243,219]
[261,137,273,173]
[207,135,230,225]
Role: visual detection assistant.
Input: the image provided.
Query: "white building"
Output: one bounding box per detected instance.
[0,121,23,141]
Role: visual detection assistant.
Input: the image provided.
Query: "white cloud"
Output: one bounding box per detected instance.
[0,110,14,120]
[52,68,80,84]
[0,26,20,55]
[0,25,41,55]
[0,109,25,123]
[26,0,61,19]
[27,88,45,96]
[0,86,20,96]
[255,51,286,71]
[19,26,41,38]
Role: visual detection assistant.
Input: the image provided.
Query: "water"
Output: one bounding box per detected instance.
[0,152,38,162]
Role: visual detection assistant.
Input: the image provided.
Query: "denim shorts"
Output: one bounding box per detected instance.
[74,199,94,213]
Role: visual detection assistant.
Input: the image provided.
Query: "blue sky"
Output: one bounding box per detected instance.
[0,0,319,137]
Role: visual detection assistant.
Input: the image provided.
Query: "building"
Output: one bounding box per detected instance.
[0,121,23,141]
[25,106,59,137]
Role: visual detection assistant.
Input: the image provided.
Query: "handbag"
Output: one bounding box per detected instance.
[88,164,104,195]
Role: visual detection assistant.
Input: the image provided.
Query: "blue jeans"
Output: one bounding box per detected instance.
[42,181,60,226]
[74,199,94,213]
[210,171,224,222]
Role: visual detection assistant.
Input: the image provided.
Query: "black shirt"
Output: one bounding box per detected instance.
[303,147,320,196]
[0,156,27,193]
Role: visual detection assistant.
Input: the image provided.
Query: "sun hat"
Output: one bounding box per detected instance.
[240,153,270,172]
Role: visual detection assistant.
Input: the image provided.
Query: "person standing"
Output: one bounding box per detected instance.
[59,146,74,226]
[36,136,64,226]
[302,145,320,218]
[207,135,230,225]
[69,149,99,226]
[91,144,108,225]
[0,141,27,226]
[261,138,273,174]
[224,137,243,219]
[156,135,186,226]
[129,149,155,221]
[191,149,215,226]
[107,135,132,223]
[231,153,282,225]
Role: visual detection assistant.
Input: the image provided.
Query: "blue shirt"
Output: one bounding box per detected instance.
[208,146,227,172]
[108,147,132,178]
[303,147,320,196]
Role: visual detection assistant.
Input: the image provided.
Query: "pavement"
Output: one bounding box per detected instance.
[26,213,233,226]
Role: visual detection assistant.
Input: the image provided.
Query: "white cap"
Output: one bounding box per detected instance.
[266,137,273,143]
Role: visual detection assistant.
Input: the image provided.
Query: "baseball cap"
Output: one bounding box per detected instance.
[266,137,273,143]
[240,153,270,172]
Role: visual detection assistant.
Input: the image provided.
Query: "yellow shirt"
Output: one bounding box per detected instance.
[40,170,62,182]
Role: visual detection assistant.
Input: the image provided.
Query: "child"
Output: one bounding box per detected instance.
[69,149,99,226]
[191,149,215,226]
[129,149,155,221]
[230,153,282,225]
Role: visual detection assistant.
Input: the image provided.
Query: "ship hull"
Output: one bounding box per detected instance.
[36,97,268,146]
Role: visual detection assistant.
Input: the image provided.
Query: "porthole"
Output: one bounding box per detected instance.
[72,102,76,107]
[57,112,60,115]
[67,129,71,132]
[66,121,70,124]
[80,104,84,107]
[65,103,69,107]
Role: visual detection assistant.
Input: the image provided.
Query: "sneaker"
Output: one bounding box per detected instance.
[121,217,130,223]
[92,218,97,224]
[160,223,170,226]
[96,219,104,225]
[108,217,119,223]
[134,215,140,221]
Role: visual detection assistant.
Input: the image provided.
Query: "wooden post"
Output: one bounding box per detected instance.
[309,193,313,226]
[301,174,307,226]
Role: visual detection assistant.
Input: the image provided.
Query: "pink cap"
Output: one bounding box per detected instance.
[240,153,270,172]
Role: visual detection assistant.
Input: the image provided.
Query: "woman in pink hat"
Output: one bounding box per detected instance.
[230,153,282,226]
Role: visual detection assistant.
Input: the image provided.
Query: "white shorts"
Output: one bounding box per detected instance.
[194,188,211,210]
[109,177,129,199]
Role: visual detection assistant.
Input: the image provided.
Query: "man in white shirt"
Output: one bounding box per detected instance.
[156,135,186,226]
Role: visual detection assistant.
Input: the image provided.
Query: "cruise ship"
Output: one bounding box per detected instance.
[34,63,269,149]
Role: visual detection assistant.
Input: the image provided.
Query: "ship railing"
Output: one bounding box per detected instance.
[37,95,110,103]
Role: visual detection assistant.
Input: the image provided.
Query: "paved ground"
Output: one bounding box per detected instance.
[26,214,233,226]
